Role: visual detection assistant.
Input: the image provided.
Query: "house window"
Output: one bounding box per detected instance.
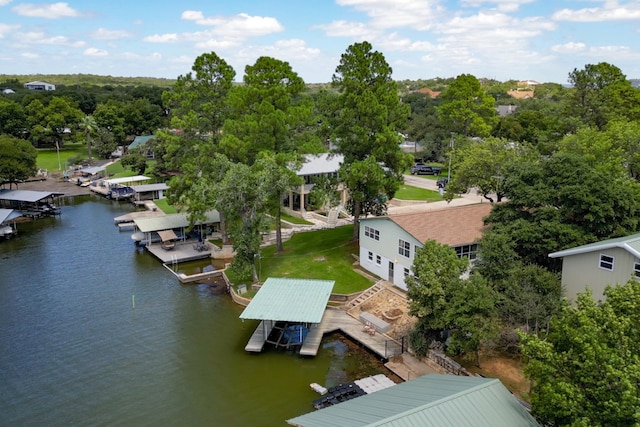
[376,255,381,265]
[364,226,379,241]
[634,262,640,278]
[599,254,614,271]
[398,239,411,258]
[403,268,410,277]
[368,251,373,262]
[454,244,479,260]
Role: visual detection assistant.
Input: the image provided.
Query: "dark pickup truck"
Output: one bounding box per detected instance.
[410,164,441,175]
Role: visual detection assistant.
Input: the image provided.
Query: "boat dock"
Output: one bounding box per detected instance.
[146,241,213,263]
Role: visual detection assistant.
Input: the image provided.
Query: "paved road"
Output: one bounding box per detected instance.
[387,175,489,215]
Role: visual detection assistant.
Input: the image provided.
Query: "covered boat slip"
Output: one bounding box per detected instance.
[0,208,21,238]
[130,183,169,204]
[89,175,151,198]
[133,210,220,263]
[0,190,62,218]
[240,278,335,354]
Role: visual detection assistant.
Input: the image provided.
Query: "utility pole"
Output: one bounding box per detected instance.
[447,133,454,182]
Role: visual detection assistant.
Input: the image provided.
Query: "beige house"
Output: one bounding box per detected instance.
[549,233,640,302]
[359,203,492,291]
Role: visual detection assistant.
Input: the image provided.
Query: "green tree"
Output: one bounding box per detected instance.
[437,74,497,137]
[93,100,127,143]
[330,41,411,240]
[0,135,38,184]
[567,62,640,130]
[161,52,236,244]
[120,149,147,175]
[445,274,499,367]
[447,136,531,203]
[486,152,640,270]
[79,115,97,163]
[0,98,27,138]
[406,240,468,351]
[520,282,640,426]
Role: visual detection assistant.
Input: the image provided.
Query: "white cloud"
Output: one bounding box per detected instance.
[15,30,85,47]
[0,0,13,6]
[553,2,640,22]
[336,0,443,30]
[0,23,20,38]
[90,28,133,41]
[181,11,283,37]
[12,2,81,19]
[551,42,587,54]
[144,33,179,43]
[20,52,38,58]
[460,0,534,13]
[84,47,108,57]
[315,20,378,39]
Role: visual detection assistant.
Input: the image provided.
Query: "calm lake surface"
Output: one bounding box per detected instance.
[0,195,385,426]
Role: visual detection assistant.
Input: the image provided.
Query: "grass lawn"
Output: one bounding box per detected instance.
[153,198,178,214]
[395,184,444,202]
[37,143,87,172]
[280,211,314,225]
[259,224,373,294]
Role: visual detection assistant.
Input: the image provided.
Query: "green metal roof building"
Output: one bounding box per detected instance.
[287,374,539,427]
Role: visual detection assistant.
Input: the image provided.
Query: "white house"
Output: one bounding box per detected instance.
[549,232,640,302]
[23,81,56,91]
[359,203,492,291]
[285,153,346,213]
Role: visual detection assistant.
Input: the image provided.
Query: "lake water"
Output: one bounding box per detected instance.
[0,195,386,426]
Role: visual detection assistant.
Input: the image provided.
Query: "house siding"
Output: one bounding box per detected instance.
[359,218,421,291]
[562,247,636,302]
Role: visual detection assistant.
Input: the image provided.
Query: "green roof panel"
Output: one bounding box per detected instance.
[239,278,334,324]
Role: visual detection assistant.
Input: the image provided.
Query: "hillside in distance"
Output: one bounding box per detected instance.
[0,73,177,88]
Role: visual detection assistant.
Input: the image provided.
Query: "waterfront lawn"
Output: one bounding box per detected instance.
[37,143,87,172]
[153,198,177,214]
[394,184,443,202]
[259,224,372,294]
[280,212,314,225]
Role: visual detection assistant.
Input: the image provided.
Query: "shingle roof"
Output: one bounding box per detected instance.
[372,203,492,246]
[297,153,343,176]
[549,232,640,259]
[287,374,539,427]
[239,278,334,323]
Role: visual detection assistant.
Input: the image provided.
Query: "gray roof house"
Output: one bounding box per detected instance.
[287,374,539,427]
[359,203,492,291]
[23,81,55,91]
[285,153,346,214]
[549,233,640,302]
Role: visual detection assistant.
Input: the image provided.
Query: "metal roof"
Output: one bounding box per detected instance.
[128,135,155,150]
[0,208,21,223]
[77,166,105,175]
[133,210,220,233]
[297,153,343,176]
[549,232,640,259]
[239,278,335,323]
[287,374,539,427]
[0,190,61,203]
[130,183,169,192]
[103,175,150,185]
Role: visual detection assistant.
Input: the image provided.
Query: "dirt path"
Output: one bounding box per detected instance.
[7,177,93,198]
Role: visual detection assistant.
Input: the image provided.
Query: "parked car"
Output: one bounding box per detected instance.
[410,164,441,175]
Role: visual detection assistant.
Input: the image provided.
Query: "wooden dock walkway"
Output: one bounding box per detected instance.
[299,309,398,359]
[245,320,275,352]
[146,241,212,263]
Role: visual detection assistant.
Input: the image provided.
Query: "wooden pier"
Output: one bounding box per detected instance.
[245,320,275,352]
[146,241,212,263]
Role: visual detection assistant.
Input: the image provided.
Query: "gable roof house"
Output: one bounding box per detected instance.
[549,233,640,302]
[23,81,55,91]
[284,153,346,214]
[359,203,492,291]
[287,374,539,427]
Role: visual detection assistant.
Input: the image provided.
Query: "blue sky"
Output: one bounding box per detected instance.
[1,0,639,84]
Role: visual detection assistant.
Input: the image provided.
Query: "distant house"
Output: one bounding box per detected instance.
[285,153,346,213]
[359,203,492,291]
[127,135,156,159]
[287,374,539,427]
[549,233,640,302]
[2,88,15,95]
[23,81,56,91]
[417,87,441,98]
[507,89,534,99]
[497,104,518,117]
